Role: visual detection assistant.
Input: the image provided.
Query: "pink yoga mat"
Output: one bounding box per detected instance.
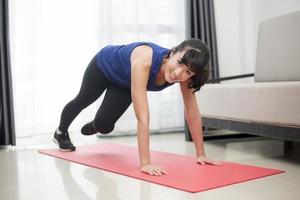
[39,142,284,193]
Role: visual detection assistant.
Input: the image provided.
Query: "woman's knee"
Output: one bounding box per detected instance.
[92,120,114,134]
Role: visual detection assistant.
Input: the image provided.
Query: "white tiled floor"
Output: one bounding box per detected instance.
[1,132,300,200]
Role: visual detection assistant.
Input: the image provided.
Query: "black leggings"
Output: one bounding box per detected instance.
[58,56,132,134]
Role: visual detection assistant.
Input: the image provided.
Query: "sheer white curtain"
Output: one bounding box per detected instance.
[9,0,186,138]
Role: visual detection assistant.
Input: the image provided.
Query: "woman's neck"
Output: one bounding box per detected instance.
[154,58,168,87]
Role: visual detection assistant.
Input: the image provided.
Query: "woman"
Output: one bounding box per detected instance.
[53,39,222,176]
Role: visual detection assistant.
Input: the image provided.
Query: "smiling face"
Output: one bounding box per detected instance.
[164,50,195,84]
[161,39,210,92]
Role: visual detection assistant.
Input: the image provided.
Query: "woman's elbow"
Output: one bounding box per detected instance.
[136,115,149,126]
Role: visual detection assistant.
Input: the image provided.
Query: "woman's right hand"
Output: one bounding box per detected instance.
[141,164,168,176]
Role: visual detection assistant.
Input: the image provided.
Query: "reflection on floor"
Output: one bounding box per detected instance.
[1,132,300,200]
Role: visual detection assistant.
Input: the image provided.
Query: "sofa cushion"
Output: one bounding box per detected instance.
[197,82,300,127]
[255,11,300,82]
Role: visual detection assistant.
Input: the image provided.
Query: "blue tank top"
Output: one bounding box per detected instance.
[96,42,174,91]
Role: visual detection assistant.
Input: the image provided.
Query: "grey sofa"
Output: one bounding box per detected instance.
[195,11,300,142]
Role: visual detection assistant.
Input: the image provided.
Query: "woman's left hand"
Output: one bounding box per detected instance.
[197,155,223,166]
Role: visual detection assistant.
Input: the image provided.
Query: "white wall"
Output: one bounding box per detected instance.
[214,0,300,82]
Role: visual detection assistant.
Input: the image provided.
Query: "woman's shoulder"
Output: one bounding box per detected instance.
[131,45,153,67]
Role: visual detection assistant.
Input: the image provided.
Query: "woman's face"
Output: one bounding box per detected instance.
[164,50,195,84]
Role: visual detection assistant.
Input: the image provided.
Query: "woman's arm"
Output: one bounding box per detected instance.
[131,46,152,166]
[180,81,222,165]
[180,81,205,156]
[131,46,167,175]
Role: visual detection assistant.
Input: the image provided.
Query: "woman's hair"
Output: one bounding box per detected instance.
[168,38,210,93]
